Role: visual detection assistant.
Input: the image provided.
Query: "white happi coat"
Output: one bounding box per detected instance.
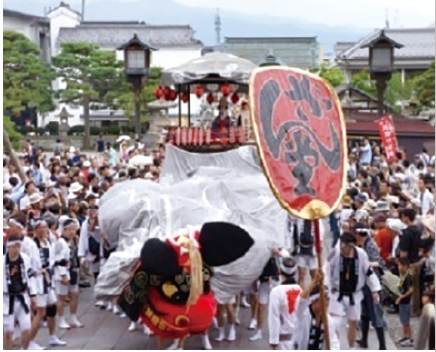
[32,238,55,295]
[268,284,302,350]
[3,252,37,311]
[78,218,101,273]
[325,246,381,305]
[290,297,340,350]
[53,237,70,281]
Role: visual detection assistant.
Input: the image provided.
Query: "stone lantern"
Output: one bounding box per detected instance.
[58,107,73,142]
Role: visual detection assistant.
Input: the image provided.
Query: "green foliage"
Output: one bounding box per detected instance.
[52,43,128,108]
[117,67,163,122]
[351,70,377,97]
[414,61,435,107]
[3,117,23,149]
[52,43,129,147]
[45,121,60,136]
[351,70,422,113]
[3,31,56,114]
[68,125,85,135]
[317,64,345,88]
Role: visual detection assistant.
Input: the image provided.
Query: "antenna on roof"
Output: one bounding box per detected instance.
[215,8,221,46]
[385,8,390,29]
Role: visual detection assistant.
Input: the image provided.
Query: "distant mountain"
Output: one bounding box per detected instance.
[3,0,369,54]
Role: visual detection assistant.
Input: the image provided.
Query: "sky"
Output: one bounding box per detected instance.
[3,0,435,29]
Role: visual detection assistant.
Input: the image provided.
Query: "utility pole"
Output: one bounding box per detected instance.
[82,0,86,21]
[215,8,221,46]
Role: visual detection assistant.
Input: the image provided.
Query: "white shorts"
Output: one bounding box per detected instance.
[55,280,79,296]
[329,291,363,321]
[37,289,57,308]
[243,283,257,295]
[258,282,271,305]
[215,295,236,305]
[3,296,31,333]
[296,255,318,270]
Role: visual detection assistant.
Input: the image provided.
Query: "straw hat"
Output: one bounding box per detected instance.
[421,216,435,234]
[29,193,43,205]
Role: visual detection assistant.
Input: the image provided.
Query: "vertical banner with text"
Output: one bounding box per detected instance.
[376,115,399,163]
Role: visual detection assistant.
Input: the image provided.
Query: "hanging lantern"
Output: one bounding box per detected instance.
[154,86,164,100]
[163,86,172,101]
[231,92,240,104]
[207,93,215,104]
[170,90,178,101]
[180,92,189,103]
[195,86,205,98]
[220,83,232,97]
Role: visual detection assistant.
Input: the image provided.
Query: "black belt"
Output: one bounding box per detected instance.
[279,334,292,342]
[8,294,29,315]
[338,292,355,305]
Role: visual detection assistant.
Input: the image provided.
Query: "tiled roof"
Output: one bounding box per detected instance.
[57,25,203,50]
[3,8,49,23]
[337,28,435,60]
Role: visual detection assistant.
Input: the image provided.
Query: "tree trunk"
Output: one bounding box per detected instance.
[3,127,27,182]
[83,98,91,150]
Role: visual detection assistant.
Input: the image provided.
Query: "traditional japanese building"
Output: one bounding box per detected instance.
[336,27,435,82]
[222,37,320,69]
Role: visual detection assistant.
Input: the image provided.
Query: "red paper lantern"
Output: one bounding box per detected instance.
[207,93,214,104]
[170,90,178,101]
[231,92,240,104]
[154,86,164,100]
[181,92,189,103]
[220,84,232,97]
[195,86,205,98]
[163,87,172,101]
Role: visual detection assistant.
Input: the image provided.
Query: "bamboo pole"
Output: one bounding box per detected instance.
[314,218,330,350]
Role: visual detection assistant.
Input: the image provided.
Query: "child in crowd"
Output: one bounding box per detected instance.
[396,258,414,347]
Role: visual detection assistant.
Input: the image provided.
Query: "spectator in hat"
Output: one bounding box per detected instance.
[386,218,407,263]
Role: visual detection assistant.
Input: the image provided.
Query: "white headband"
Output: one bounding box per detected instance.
[8,219,24,230]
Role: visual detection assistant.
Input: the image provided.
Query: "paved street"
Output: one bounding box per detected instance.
[26,284,401,350]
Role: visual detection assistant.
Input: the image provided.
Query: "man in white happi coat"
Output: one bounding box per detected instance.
[291,271,340,350]
[29,220,66,349]
[54,218,83,329]
[3,234,37,350]
[326,232,381,350]
[268,257,301,350]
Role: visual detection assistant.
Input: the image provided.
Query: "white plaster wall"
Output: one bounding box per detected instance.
[47,8,81,56]
[3,16,37,43]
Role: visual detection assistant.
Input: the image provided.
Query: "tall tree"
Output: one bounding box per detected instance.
[415,60,435,107]
[3,31,56,114]
[52,43,128,149]
[3,31,54,176]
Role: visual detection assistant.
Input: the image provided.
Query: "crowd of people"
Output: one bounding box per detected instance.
[2,136,435,350]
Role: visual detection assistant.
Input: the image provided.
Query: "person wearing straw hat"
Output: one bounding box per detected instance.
[3,234,37,350]
[290,270,340,350]
[28,220,67,349]
[268,257,300,350]
[54,218,83,329]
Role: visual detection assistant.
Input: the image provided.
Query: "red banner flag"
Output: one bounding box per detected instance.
[376,115,399,163]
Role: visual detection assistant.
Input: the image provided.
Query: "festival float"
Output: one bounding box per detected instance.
[154,52,257,151]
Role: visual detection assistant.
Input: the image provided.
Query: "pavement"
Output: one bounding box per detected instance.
[22,283,402,350]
